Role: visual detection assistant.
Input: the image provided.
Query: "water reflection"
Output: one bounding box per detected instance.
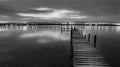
[19,30,70,43]
[0,25,71,67]
[0,25,70,42]
[115,26,120,32]
[79,26,120,33]
[0,25,60,31]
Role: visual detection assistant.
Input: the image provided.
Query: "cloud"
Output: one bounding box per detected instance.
[0,0,118,22]
[17,7,88,20]
[33,7,53,11]
[16,8,54,13]
[0,0,9,1]
[0,15,10,18]
[0,5,14,13]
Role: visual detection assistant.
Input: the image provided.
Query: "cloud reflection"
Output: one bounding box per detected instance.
[19,30,70,43]
[115,26,120,32]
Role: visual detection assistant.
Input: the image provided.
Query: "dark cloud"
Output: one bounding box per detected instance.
[0,0,119,22]
[0,4,18,18]
[0,4,14,13]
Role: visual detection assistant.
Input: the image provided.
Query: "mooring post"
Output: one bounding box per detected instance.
[60,25,62,33]
[94,35,97,48]
[88,34,91,41]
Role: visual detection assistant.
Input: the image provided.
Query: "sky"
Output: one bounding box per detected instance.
[0,0,119,22]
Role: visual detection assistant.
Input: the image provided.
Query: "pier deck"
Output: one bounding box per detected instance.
[72,29,109,67]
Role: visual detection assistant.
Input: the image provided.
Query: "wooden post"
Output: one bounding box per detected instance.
[88,34,91,41]
[94,35,97,48]
[61,25,63,34]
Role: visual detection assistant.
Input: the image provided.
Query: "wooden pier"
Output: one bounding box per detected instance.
[71,28,109,67]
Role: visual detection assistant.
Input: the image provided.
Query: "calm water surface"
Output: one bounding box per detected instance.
[0,25,120,67]
[0,25,71,67]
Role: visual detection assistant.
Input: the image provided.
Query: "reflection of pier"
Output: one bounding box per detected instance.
[0,23,71,31]
[0,24,62,31]
[0,24,28,31]
[71,27,109,67]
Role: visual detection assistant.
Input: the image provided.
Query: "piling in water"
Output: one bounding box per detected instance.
[94,35,97,48]
[88,34,91,41]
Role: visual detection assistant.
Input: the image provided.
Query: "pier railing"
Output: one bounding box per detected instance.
[73,26,98,48]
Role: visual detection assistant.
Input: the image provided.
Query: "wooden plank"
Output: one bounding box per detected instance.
[72,29,109,67]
